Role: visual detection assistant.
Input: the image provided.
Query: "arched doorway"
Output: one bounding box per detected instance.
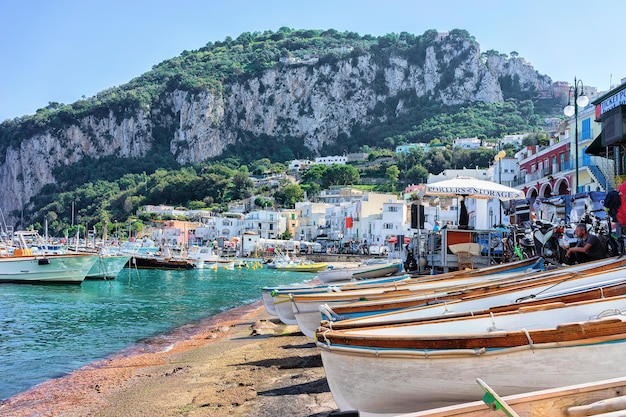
[539,183,553,198]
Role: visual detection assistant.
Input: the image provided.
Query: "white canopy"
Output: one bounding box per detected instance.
[424,176,524,201]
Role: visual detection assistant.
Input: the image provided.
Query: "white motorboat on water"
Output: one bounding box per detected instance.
[0,231,98,284]
[85,252,131,279]
[187,245,237,269]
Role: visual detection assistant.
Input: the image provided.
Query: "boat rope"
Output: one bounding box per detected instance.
[487,312,498,332]
[289,294,300,314]
[522,328,534,349]
[442,301,450,313]
[320,329,331,347]
[473,347,486,356]
[319,304,338,321]
[515,272,580,302]
[596,308,623,319]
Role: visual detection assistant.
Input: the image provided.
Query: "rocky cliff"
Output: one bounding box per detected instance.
[0,30,551,224]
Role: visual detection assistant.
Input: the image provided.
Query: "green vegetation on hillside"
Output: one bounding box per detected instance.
[0,27,562,234]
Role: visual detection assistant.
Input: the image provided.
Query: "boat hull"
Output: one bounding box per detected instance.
[318,261,401,283]
[0,253,98,284]
[351,261,401,280]
[319,336,626,415]
[262,274,411,317]
[398,376,626,417]
[324,259,626,328]
[128,255,195,270]
[86,254,131,279]
[274,262,328,272]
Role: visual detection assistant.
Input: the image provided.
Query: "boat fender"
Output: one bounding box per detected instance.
[38,258,50,265]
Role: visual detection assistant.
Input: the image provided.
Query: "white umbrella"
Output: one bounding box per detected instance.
[424,176,524,201]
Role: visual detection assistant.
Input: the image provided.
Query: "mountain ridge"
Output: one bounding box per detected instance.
[0,28,555,226]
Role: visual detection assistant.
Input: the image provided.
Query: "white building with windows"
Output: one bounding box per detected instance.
[453,137,481,149]
[499,134,526,148]
[193,213,245,242]
[288,159,313,172]
[368,200,409,246]
[428,167,489,182]
[244,210,286,239]
[314,155,347,165]
[295,202,328,241]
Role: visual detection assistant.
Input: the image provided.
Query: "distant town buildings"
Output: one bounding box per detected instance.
[453,137,481,149]
[395,143,429,154]
[287,155,347,173]
[314,155,347,165]
[136,76,623,246]
[498,134,526,148]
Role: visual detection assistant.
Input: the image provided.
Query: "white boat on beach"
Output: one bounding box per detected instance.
[320,256,626,329]
[267,257,543,327]
[317,259,402,283]
[316,295,626,416]
[262,274,412,316]
[398,376,626,417]
[289,259,559,336]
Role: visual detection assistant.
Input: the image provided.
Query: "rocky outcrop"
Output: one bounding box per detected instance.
[0,35,551,224]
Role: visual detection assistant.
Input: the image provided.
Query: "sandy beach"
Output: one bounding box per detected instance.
[0,300,338,417]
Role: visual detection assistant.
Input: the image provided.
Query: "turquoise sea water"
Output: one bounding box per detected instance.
[0,266,311,400]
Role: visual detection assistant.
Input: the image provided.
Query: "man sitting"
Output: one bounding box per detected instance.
[566,224,607,264]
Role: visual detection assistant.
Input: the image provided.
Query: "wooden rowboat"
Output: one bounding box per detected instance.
[324,275,626,331]
[316,295,626,415]
[317,259,402,283]
[261,274,411,316]
[318,256,626,330]
[396,376,626,417]
[290,257,626,338]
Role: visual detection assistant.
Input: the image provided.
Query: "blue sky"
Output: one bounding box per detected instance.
[1,0,624,121]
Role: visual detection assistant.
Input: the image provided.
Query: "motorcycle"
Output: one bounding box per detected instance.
[503,223,535,262]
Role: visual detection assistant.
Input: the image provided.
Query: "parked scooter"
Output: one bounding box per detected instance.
[531,219,564,266]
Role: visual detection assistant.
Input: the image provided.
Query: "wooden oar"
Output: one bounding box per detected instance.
[476,378,520,417]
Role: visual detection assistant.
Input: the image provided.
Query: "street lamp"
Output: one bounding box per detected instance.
[494,150,506,225]
[563,77,589,194]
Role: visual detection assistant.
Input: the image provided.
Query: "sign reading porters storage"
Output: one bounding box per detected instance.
[425,176,525,201]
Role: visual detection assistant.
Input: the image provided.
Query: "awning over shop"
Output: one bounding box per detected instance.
[585,134,604,156]
[585,133,615,158]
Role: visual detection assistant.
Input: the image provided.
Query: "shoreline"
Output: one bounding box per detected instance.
[0,292,338,416]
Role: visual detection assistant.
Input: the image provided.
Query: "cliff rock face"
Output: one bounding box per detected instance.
[0,36,550,223]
